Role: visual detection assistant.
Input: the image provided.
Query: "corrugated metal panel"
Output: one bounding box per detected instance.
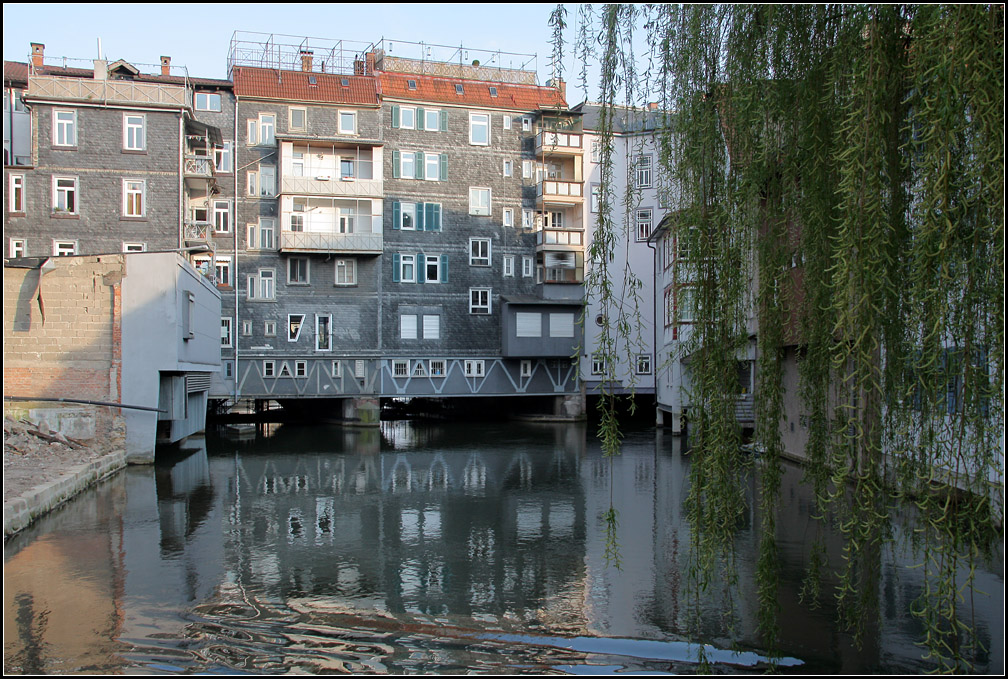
[186,372,212,394]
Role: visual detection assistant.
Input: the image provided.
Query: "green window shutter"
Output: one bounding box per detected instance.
[440,254,448,283]
[392,150,400,179]
[439,153,447,181]
[440,110,447,132]
[417,107,425,130]
[417,252,426,283]
[392,105,400,128]
[416,151,425,180]
[416,202,425,231]
[433,203,442,231]
[392,201,401,230]
[392,253,401,282]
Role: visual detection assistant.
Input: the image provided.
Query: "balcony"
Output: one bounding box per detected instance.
[535,130,584,156]
[537,180,584,206]
[536,228,584,251]
[281,175,382,199]
[27,75,190,108]
[183,220,211,242]
[280,225,382,255]
[184,155,215,178]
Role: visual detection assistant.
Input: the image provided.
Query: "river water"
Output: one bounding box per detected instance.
[3,420,1003,674]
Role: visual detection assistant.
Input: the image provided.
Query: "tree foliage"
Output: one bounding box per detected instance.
[564,4,1004,671]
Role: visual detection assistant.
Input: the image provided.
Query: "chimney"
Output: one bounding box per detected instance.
[31,42,44,69]
[161,56,171,77]
[300,50,313,73]
[648,102,658,111]
[94,59,107,80]
[365,50,377,75]
[549,78,567,101]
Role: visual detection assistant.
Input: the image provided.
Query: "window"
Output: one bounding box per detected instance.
[247,218,275,250]
[221,318,233,348]
[224,361,233,379]
[635,154,653,188]
[590,184,601,213]
[9,174,24,213]
[400,151,416,179]
[53,240,77,256]
[429,359,446,377]
[423,314,440,339]
[335,258,357,285]
[503,256,514,277]
[123,179,145,217]
[543,211,563,229]
[215,142,232,172]
[398,254,416,283]
[516,312,542,337]
[502,159,513,177]
[470,288,491,314]
[241,320,253,337]
[392,359,410,377]
[464,360,485,377]
[295,361,307,378]
[636,354,652,375]
[425,152,443,180]
[549,313,575,338]
[288,256,309,285]
[53,109,76,147]
[247,269,275,300]
[259,166,276,197]
[400,314,418,340]
[195,92,221,112]
[591,139,601,163]
[677,286,695,323]
[259,114,275,145]
[503,115,512,130]
[469,187,490,216]
[455,84,465,95]
[247,171,257,196]
[413,362,427,377]
[398,202,416,230]
[425,254,444,283]
[263,361,275,378]
[522,256,533,277]
[192,255,212,279]
[215,256,232,287]
[289,107,306,131]
[522,160,533,179]
[469,113,489,145]
[522,116,532,132]
[424,108,444,132]
[398,106,416,130]
[340,157,355,179]
[591,354,606,375]
[520,360,532,378]
[469,238,491,266]
[503,208,514,228]
[265,320,277,337]
[339,111,356,134]
[407,79,417,90]
[489,86,498,97]
[316,314,332,351]
[331,361,342,378]
[288,314,305,342]
[52,176,78,214]
[522,209,534,229]
[636,208,653,241]
[9,239,25,257]
[213,200,231,232]
[340,206,356,232]
[123,113,145,150]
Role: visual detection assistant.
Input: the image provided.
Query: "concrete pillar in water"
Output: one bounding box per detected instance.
[342,397,380,427]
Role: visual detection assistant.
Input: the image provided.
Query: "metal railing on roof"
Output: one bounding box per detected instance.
[228,31,373,76]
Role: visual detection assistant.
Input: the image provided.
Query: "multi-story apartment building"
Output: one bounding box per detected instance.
[577,103,661,403]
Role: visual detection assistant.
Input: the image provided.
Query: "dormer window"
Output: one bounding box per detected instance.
[308,75,318,86]
[407,79,417,90]
[341,78,350,87]
[489,86,498,97]
[455,84,464,95]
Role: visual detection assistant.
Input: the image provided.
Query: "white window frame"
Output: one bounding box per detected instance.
[53,109,76,147]
[520,359,533,378]
[522,116,532,132]
[247,218,276,250]
[259,166,276,197]
[469,288,491,314]
[122,179,145,217]
[399,202,417,230]
[399,253,417,283]
[248,268,276,300]
[469,238,491,267]
[241,320,253,337]
[424,254,442,283]
[502,159,513,177]
[9,239,26,257]
[503,115,512,130]
[522,209,534,229]
[392,359,410,377]
[424,108,441,131]
[122,242,146,253]
[400,151,416,179]
[289,106,307,132]
[52,240,77,256]
[464,359,486,378]
[635,154,653,188]
[522,160,533,179]
[52,176,78,214]
[522,256,534,277]
[469,113,490,146]
[503,208,514,228]
[503,256,514,277]
[469,187,491,216]
[215,141,232,172]
[288,256,309,285]
[213,199,231,233]
[215,256,232,287]
[263,360,275,378]
[316,314,332,352]
[400,106,416,130]
[335,258,357,286]
[259,113,276,146]
[295,360,307,378]
[123,113,145,151]
[590,184,601,213]
[636,354,652,375]
[288,314,305,342]
[195,92,222,112]
[9,174,25,213]
[591,354,606,375]
[265,320,277,337]
[429,359,446,377]
[636,208,653,241]
[338,110,356,135]
[221,317,233,348]
[425,153,441,181]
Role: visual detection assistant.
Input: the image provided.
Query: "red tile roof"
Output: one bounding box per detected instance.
[379,71,567,111]
[232,67,379,107]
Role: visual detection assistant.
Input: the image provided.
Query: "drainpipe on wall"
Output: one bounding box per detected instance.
[233,94,240,404]
[179,115,184,250]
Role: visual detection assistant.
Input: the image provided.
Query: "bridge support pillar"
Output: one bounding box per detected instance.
[342,397,380,427]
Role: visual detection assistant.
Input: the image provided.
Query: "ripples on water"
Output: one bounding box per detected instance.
[3,420,1002,674]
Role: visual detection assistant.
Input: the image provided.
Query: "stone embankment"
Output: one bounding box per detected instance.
[3,415,125,538]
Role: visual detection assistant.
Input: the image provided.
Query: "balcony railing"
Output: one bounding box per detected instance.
[184,155,215,178]
[535,130,583,155]
[184,220,211,241]
[537,180,584,204]
[536,229,585,248]
[28,75,190,108]
[540,266,585,284]
[280,228,382,254]
[281,175,382,198]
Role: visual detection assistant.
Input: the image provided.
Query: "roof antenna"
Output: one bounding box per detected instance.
[97,37,103,60]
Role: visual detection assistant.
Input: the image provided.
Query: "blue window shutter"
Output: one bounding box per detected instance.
[392,105,400,128]
[417,252,426,283]
[440,110,447,132]
[416,202,425,231]
[440,254,448,283]
[417,107,425,130]
[392,150,400,179]
[392,253,401,282]
[433,203,442,231]
[439,153,447,181]
[392,201,401,230]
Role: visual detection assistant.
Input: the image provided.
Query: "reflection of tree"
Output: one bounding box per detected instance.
[12,592,49,673]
